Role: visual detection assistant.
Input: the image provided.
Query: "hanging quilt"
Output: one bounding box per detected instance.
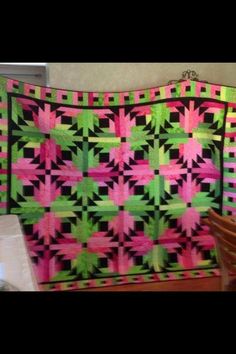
[0,76,236,291]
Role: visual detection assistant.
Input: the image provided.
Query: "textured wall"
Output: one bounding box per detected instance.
[48,63,236,91]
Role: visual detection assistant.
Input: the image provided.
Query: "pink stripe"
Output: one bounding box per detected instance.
[56,90,67,103]
[16,97,37,106]
[224,177,236,183]
[160,168,186,175]
[165,86,172,98]
[224,205,236,212]
[195,82,202,96]
[203,177,220,183]
[106,278,114,286]
[134,91,140,103]
[197,270,208,277]
[136,160,150,165]
[89,172,119,178]
[119,93,125,105]
[103,93,110,106]
[211,84,221,99]
[152,273,160,281]
[210,85,216,100]
[6,79,14,91]
[167,101,183,107]
[224,191,236,198]
[40,88,46,100]
[224,162,236,168]
[180,81,189,96]
[226,117,236,122]
[166,272,176,280]
[225,147,236,152]
[72,92,78,105]
[88,92,94,106]
[24,83,30,96]
[225,132,236,137]
[159,237,187,244]
[24,83,36,96]
[201,101,224,109]
[211,84,221,91]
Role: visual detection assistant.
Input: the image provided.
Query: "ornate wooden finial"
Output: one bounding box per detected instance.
[181,70,199,80]
[168,70,207,85]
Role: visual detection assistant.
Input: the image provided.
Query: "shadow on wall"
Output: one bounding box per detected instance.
[48,63,236,92]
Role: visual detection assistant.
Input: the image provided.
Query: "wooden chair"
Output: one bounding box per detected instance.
[203,209,236,291]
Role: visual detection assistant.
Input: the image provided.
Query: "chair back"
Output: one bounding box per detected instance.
[204,209,236,290]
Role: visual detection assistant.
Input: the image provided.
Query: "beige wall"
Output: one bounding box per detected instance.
[48,63,236,92]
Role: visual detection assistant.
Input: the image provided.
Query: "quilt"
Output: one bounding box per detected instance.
[0,76,236,290]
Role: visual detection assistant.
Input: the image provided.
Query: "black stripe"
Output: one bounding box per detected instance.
[9,92,227,110]
[6,93,12,214]
[219,103,228,215]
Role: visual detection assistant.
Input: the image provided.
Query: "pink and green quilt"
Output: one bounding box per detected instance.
[0,75,236,290]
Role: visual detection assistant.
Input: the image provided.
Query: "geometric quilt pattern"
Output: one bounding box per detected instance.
[1,76,235,290]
